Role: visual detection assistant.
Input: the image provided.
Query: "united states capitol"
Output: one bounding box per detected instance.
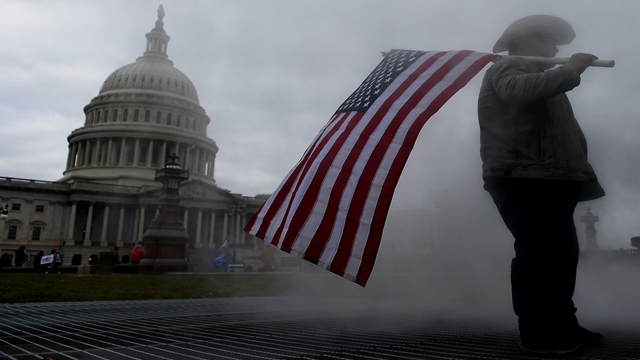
[0,6,269,269]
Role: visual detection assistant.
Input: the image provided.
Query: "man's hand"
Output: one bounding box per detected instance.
[569,53,599,74]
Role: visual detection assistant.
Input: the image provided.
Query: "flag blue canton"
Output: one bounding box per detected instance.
[335,49,426,114]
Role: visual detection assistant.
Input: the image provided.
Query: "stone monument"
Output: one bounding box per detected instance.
[139,154,190,274]
[580,207,600,252]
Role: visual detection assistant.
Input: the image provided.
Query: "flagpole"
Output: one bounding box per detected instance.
[497,55,615,68]
[379,51,614,68]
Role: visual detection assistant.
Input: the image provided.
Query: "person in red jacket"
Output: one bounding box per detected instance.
[130,243,144,264]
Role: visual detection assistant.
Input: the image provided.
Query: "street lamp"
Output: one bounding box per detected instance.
[0,204,8,220]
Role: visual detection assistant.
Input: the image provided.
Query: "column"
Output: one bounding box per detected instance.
[133,138,140,166]
[185,147,191,170]
[116,205,125,246]
[206,153,212,177]
[235,212,241,245]
[210,154,216,179]
[93,139,101,166]
[101,204,110,247]
[240,213,246,245]
[76,142,84,167]
[208,212,216,248]
[67,201,77,241]
[66,144,74,169]
[200,151,206,174]
[137,205,146,242]
[195,209,203,249]
[194,149,200,174]
[222,212,228,242]
[83,140,91,166]
[132,207,140,244]
[146,140,154,167]
[84,202,94,246]
[106,138,113,166]
[160,141,167,167]
[119,138,126,165]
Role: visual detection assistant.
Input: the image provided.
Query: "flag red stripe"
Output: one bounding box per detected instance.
[248,113,348,239]
[328,51,473,276]
[271,114,357,248]
[276,112,364,251]
[290,52,450,262]
[355,53,496,283]
[243,50,496,286]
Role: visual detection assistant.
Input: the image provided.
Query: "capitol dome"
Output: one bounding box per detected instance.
[99,49,199,104]
[60,5,218,188]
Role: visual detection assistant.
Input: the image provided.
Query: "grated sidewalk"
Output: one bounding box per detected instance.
[0,297,639,360]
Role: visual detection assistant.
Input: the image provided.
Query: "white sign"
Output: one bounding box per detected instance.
[40,254,54,265]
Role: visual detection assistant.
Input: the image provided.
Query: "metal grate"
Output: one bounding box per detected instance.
[0,297,639,360]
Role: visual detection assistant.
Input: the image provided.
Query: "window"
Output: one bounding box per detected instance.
[159,76,162,85]
[7,225,17,240]
[112,109,118,122]
[123,109,129,122]
[150,75,154,84]
[145,110,150,122]
[156,111,161,124]
[132,74,137,83]
[96,111,101,124]
[125,75,129,83]
[167,113,172,126]
[176,115,181,127]
[35,205,45,213]
[11,203,20,211]
[105,110,109,122]
[31,226,41,241]
[141,74,145,83]
[133,109,139,122]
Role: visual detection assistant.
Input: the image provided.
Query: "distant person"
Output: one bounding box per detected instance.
[111,245,121,264]
[260,246,275,272]
[14,246,27,267]
[479,15,604,354]
[45,248,62,274]
[0,252,12,268]
[130,243,144,264]
[33,250,45,269]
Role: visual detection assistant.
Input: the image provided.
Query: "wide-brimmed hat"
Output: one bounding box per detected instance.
[493,15,575,53]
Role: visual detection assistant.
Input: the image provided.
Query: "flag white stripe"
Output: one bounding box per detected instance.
[244,50,496,285]
[289,53,442,259]
[315,51,462,269]
[344,51,493,277]
[266,112,357,246]
[250,112,344,239]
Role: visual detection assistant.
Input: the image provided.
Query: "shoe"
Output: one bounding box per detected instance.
[574,326,603,346]
[519,341,580,355]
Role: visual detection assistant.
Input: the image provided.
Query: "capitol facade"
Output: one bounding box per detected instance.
[0,6,267,268]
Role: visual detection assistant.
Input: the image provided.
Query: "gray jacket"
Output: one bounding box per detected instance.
[478,57,603,199]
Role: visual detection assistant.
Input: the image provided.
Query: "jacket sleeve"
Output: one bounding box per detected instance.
[489,59,581,104]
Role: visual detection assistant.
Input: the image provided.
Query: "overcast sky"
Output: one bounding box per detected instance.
[1,0,638,249]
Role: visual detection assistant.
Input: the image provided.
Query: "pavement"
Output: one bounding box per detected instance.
[1,295,640,360]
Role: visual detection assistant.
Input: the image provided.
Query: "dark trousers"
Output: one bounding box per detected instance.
[484,177,581,342]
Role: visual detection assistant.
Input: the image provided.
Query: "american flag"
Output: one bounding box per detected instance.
[244,50,496,286]
[187,140,197,153]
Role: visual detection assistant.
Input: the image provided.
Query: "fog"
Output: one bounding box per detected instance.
[1,0,640,331]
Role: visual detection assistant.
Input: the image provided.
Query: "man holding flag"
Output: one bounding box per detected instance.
[245,11,609,356]
[479,15,604,354]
